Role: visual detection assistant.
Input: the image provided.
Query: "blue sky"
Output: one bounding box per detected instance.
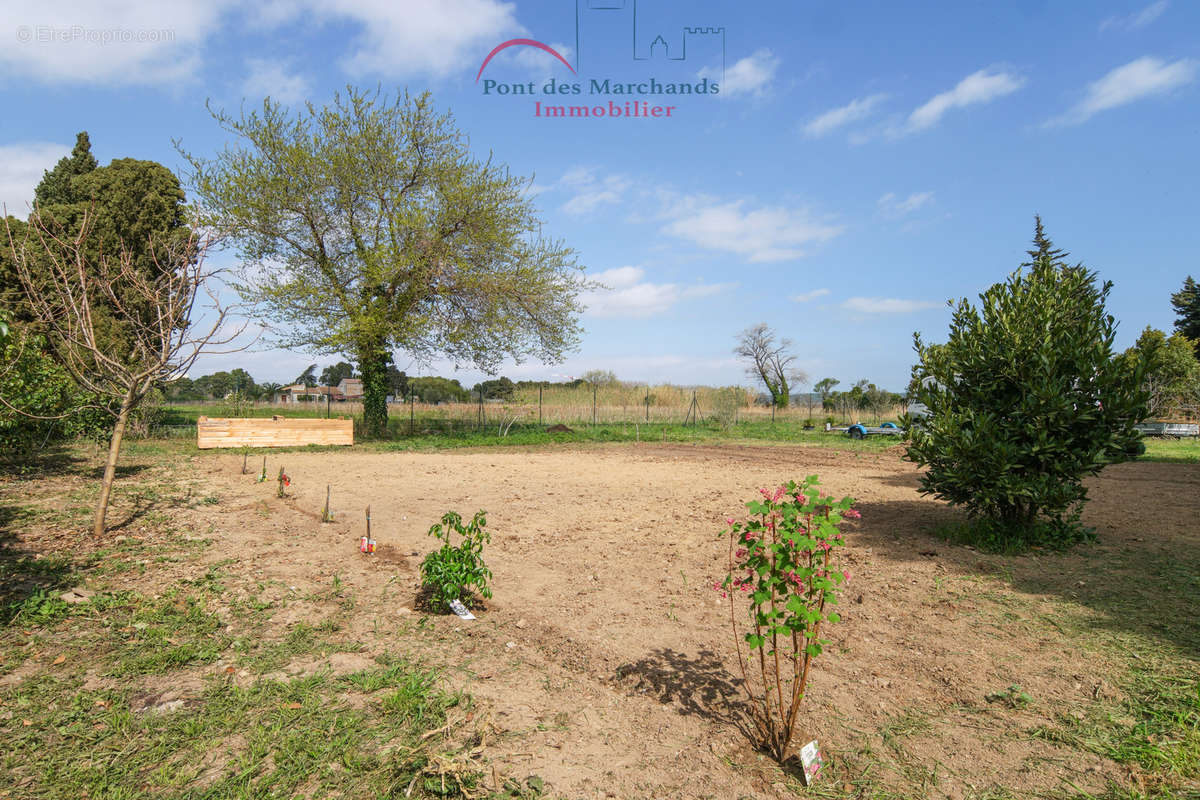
[1,0,1197,392]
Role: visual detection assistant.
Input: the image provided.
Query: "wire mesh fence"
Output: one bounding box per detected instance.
[157,384,907,439]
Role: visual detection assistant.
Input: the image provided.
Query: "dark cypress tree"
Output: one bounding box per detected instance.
[1171,276,1200,354]
[1022,214,1070,267]
[34,131,99,207]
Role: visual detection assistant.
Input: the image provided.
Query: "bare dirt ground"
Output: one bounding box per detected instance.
[97,442,1192,800]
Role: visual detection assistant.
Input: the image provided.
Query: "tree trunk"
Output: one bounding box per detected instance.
[358,343,390,438]
[93,386,136,536]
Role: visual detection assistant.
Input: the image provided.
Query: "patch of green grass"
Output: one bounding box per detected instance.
[1032,660,1198,794]
[234,620,364,674]
[1139,437,1200,464]
[107,591,232,676]
[1,660,483,799]
[361,421,899,454]
[1,551,77,625]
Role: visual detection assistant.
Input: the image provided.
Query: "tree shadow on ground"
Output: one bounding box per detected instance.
[849,460,1200,660]
[104,491,164,532]
[0,446,148,481]
[0,447,89,478]
[613,647,754,734]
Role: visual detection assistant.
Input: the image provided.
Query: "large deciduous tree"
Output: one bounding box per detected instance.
[320,362,355,387]
[182,87,585,437]
[734,323,805,408]
[906,223,1146,548]
[1120,327,1200,419]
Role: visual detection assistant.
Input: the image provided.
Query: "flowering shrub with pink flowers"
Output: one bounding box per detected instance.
[717,475,858,763]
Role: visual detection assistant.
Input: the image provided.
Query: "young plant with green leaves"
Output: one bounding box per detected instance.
[907,221,1146,549]
[718,476,856,763]
[181,87,586,437]
[420,510,493,612]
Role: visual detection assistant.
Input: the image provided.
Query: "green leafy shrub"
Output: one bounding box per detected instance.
[718,476,857,762]
[907,248,1146,549]
[420,510,492,611]
[0,331,77,453]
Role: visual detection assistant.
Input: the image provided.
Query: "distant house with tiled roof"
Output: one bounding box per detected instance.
[274,378,365,404]
[336,378,364,400]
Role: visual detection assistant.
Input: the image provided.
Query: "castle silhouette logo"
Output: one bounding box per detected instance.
[577,0,725,73]
[475,0,726,81]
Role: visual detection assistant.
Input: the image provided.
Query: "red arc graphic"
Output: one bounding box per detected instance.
[475,38,576,82]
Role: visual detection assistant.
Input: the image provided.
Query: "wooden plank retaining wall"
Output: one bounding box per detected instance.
[196,416,354,449]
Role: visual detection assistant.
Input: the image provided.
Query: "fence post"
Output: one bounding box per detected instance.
[645,389,649,423]
[409,386,414,436]
[478,391,483,431]
[772,404,776,425]
[539,383,543,427]
[593,383,597,426]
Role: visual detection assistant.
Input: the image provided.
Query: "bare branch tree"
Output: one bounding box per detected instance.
[734,323,807,409]
[3,209,246,535]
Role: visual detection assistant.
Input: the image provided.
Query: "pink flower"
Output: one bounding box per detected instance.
[726,517,736,526]
[843,570,852,582]
[743,531,754,542]
[772,486,786,502]
[735,548,747,559]
[844,508,861,519]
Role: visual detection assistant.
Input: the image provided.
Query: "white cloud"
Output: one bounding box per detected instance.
[906,68,1025,132]
[0,142,71,218]
[0,0,232,84]
[660,195,843,262]
[842,297,941,314]
[1100,1,1169,31]
[878,191,934,218]
[241,58,309,104]
[803,94,887,137]
[304,0,522,78]
[792,288,830,303]
[558,167,631,216]
[701,48,779,98]
[1049,56,1197,126]
[581,266,734,318]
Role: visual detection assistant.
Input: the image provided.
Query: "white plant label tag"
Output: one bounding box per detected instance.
[799,739,824,785]
[448,599,475,620]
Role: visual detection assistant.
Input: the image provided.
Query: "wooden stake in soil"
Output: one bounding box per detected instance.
[258,456,267,482]
[241,449,248,474]
[321,484,333,522]
[276,466,288,498]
